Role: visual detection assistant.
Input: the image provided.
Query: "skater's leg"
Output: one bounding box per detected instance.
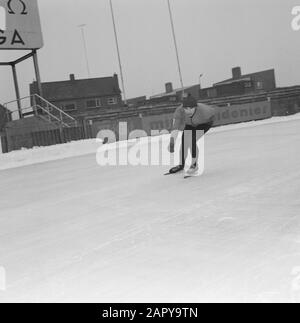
[191,122,213,167]
[192,128,198,165]
[181,131,185,166]
[169,131,186,174]
[185,121,214,175]
[183,128,193,163]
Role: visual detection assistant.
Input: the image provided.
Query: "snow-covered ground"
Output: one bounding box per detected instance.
[0,115,300,303]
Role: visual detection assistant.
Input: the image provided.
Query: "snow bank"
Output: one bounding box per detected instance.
[1,113,300,171]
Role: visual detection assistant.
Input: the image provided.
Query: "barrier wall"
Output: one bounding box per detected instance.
[213,101,271,126]
[91,116,143,139]
[142,113,174,134]
[141,100,272,132]
[271,96,300,116]
[1,100,272,153]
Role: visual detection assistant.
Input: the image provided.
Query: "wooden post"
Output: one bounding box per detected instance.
[32,50,43,97]
[11,64,22,119]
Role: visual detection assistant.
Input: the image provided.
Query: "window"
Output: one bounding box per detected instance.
[61,102,77,112]
[245,82,252,88]
[96,98,101,107]
[207,88,217,98]
[107,97,117,105]
[86,98,101,109]
[256,81,263,89]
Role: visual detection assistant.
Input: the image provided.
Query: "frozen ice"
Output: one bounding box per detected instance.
[0,114,300,303]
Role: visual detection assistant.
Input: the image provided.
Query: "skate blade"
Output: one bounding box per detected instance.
[184,171,200,179]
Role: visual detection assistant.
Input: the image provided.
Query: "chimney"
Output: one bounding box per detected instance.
[165,82,173,93]
[70,74,75,81]
[232,67,242,79]
[113,73,121,93]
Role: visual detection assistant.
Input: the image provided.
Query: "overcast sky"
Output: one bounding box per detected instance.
[1,0,300,104]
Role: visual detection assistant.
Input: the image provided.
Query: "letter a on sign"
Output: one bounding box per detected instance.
[0,0,43,49]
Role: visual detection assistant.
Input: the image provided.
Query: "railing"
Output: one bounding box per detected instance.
[33,94,77,127]
[3,94,77,128]
[199,85,300,107]
[35,104,71,128]
[4,95,32,121]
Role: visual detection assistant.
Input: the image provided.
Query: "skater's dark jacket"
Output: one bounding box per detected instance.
[173,103,215,131]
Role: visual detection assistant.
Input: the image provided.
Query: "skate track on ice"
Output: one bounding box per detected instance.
[0,117,300,302]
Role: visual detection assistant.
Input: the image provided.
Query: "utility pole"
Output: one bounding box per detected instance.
[199,74,204,89]
[109,0,127,105]
[78,24,91,78]
[167,0,185,98]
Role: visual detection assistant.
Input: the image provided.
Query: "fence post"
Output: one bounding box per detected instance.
[0,135,8,153]
[32,95,37,116]
[83,119,88,139]
[59,126,65,144]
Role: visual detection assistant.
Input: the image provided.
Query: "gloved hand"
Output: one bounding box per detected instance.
[168,138,175,153]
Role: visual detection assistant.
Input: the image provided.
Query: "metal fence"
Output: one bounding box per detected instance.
[1,125,92,153]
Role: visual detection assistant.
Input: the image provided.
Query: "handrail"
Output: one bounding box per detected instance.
[35,104,70,128]
[3,94,77,128]
[6,105,35,114]
[34,94,77,122]
[3,95,32,107]
[199,87,300,105]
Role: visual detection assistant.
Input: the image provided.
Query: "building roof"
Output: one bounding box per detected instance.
[214,77,251,86]
[127,96,147,103]
[214,69,275,87]
[30,74,121,101]
[150,84,199,99]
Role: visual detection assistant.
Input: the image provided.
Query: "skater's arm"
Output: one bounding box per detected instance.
[170,129,180,143]
[172,105,185,132]
[169,106,185,152]
[169,130,180,153]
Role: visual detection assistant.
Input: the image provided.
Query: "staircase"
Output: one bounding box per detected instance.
[3,94,77,128]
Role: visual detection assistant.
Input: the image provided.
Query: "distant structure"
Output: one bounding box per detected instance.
[126,82,201,108]
[200,67,276,99]
[131,67,277,108]
[126,96,147,108]
[30,74,123,118]
[150,82,200,103]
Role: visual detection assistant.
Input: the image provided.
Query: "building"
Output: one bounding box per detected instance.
[150,82,201,103]
[200,67,276,99]
[127,96,147,108]
[30,74,123,119]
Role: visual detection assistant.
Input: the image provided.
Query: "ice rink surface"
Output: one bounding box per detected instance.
[0,117,300,303]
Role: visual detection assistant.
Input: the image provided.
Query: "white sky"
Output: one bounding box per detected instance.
[1,0,300,104]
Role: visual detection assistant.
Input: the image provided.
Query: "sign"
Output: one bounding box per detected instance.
[213,101,272,126]
[142,113,173,133]
[0,0,43,49]
[141,101,272,133]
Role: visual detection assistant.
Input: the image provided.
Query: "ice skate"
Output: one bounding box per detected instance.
[185,163,199,177]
